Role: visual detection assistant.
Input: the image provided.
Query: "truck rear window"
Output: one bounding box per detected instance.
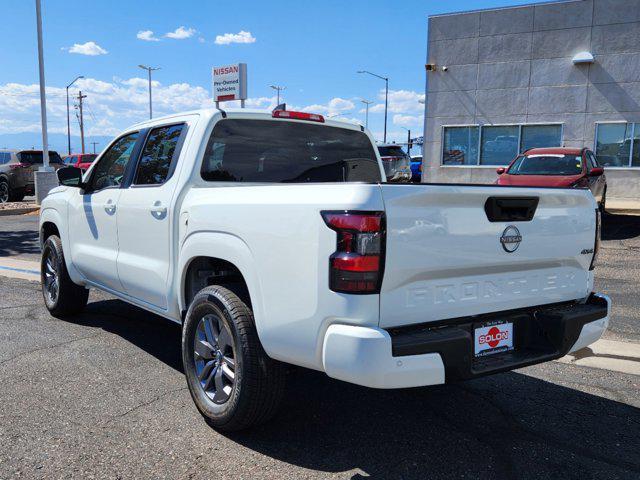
[17,151,63,164]
[201,119,382,183]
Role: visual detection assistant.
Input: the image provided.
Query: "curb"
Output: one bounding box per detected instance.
[0,207,39,217]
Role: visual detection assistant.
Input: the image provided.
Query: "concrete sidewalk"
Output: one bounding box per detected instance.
[607,198,640,215]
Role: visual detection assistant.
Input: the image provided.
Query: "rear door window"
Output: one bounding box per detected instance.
[201,119,381,183]
[133,124,185,185]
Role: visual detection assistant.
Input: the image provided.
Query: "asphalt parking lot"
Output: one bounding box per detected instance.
[0,213,639,479]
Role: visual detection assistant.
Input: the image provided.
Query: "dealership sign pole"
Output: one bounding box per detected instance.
[213,63,247,108]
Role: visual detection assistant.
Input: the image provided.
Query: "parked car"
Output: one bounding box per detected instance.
[410,155,422,183]
[377,144,411,182]
[0,149,63,202]
[41,108,609,431]
[63,153,98,172]
[496,147,607,212]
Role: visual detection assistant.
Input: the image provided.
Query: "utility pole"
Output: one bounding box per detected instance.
[357,70,389,142]
[77,91,87,154]
[138,64,160,119]
[66,75,83,155]
[90,141,99,154]
[400,126,412,156]
[360,99,373,128]
[270,85,286,106]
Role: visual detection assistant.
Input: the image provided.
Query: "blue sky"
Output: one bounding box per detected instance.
[2,0,537,152]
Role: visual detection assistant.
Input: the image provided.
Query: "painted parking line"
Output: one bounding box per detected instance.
[558,339,640,376]
[0,258,40,282]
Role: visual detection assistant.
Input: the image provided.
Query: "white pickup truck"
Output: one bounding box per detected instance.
[40,108,610,431]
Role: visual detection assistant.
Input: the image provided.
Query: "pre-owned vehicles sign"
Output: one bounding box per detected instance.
[212,63,247,102]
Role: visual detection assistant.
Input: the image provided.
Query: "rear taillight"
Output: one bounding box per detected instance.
[322,211,385,294]
[590,208,601,271]
[9,163,29,169]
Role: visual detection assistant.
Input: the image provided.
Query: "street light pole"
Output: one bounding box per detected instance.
[270,85,286,106]
[35,0,49,171]
[138,64,160,119]
[66,75,84,155]
[360,99,373,128]
[357,70,389,142]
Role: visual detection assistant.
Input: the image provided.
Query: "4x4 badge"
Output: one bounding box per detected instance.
[500,225,522,253]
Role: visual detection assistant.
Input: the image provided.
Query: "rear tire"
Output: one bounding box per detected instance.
[41,235,89,318]
[182,285,285,431]
[8,187,25,202]
[0,179,9,203]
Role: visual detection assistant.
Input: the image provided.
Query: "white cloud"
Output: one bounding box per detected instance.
[198,37,206,43]
[121,77,161,88]
[165,26,196,39]
[392,114,423,127]
[369,89,425,114]
[214,30,256,45]
[137,30,160,42]
[66,41,108,56]
[300,97,355,117]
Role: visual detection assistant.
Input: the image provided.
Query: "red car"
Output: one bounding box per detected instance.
[495,147,607,211]
[62,153,97,172]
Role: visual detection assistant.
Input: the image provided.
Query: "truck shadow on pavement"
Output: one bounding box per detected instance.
[79,297,640,480]
[602,212,640,241]
[0,229,40,257]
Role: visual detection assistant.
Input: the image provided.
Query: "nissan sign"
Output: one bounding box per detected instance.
[212,63,247,102]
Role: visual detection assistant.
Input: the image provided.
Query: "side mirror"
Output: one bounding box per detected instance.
[589,167,604,177]
[57,166,84,187]
[496,167,506,175]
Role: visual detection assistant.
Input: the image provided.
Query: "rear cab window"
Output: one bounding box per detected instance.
[133,123,186,186]
[378,146,407,158]
[201,119,382,183]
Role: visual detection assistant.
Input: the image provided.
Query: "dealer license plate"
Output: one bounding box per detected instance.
[474,321,514,357]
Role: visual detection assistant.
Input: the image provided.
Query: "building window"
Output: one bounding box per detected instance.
[442,124,562,166]
[520,125,562,153]
[480,126,519,165]
[442,126,479,165]
[595,122,640,168]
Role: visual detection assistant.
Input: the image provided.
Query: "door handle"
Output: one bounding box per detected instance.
[150,201,167,218]
[150,203,167,214]
[104,199,116,214]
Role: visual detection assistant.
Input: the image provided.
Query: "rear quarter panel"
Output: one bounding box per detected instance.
[179,183,385,370]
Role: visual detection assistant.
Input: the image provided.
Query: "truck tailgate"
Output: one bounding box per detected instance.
[379,184,597,329]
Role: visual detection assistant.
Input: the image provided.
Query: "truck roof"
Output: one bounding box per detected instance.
[129,108,365,132]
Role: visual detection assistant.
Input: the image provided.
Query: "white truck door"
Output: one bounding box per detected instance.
[67,132,141,293]
[116,122,189,309]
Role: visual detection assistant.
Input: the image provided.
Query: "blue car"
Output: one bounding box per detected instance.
[410,155,422,183]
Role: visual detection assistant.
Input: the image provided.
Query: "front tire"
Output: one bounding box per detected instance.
[41,235,89,318]
[182,285,285,431]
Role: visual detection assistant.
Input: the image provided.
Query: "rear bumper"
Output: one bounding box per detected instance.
[322,293,610,389]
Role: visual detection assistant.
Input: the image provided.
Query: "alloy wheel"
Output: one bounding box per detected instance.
[0,182,8,203]
[43,247,59,304]
[194,313,236,404]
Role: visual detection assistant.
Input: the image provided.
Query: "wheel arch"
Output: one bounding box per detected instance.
[178,231,265,335]
[39,207,84,285]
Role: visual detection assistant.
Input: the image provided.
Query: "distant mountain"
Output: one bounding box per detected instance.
[0,132,114,155]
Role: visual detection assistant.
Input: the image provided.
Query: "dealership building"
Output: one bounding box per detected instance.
[422,0,640,203]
